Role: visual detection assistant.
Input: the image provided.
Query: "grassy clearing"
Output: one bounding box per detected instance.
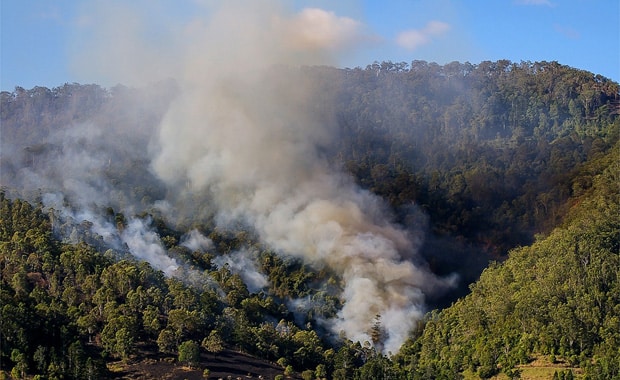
[461,356,582,380]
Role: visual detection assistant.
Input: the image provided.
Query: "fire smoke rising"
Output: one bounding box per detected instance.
[213,248,269,294]
[42,192,180,277]
[72,0,455,353]
[180,229,214,252]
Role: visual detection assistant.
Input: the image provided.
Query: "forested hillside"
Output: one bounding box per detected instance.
[332,60,618,251]
[395,142,620,379]
[1,60,618,379]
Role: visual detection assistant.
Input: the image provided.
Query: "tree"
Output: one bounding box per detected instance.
[332,368,347,380]
[292,330,323,368]
[277,357,289,368]
[201,330,224,358]
[100,315,137,359]
[67,340,88,378]
[142,304,161,337]
[114,328,135,361]
[157,329,177,354]
[77,314,98,343]
[284,365,295,376]
[33,345,47,374]
[167,308,202,340]
[178,340,200,368]
[10,349,28,379]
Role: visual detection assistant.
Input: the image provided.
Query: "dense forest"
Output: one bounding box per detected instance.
[1,60,618,379]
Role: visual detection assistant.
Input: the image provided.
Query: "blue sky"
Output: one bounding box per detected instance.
[1,0,618,91]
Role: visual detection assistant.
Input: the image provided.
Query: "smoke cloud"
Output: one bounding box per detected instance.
[180,229,214,252]
[42,192,180,277]
[213,248,269,294]
[59,0,457,353]
[121,218,180,276]
[4,104,188,281]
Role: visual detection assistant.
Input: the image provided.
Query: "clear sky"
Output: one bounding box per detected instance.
[1,0,618,91]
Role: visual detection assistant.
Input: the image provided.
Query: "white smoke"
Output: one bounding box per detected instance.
[181,229,214,252]
[17,122,113,208]
[213,248,269,293]
[71,0,456,353]
[43,192,121,249]
[42,192,180,276]
[121,218,179,276]
[9,113,186,278]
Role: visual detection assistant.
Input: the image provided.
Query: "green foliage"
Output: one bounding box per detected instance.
[354,355,406,380]
[0,195,107,378]
[284,364,295,376]
[277,357,288,368]
[397,142,620,378]
[177,340,200,368]
[315,363,327,379]
[301,369,314,380]
[202,330,224,357]
[333,61,619,254]
[157,329,177,354]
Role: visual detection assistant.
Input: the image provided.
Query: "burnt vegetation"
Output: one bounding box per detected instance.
[1,60,619,379]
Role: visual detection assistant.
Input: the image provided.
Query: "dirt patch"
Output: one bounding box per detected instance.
[109,348,300,380]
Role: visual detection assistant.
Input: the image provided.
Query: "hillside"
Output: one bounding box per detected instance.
[394,142,619,379]
[0,60,618,379]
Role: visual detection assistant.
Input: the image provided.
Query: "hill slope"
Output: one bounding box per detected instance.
[1,60,618,379]
[395,142,619,379]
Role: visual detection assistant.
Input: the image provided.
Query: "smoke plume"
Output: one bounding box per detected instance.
[213,248,268,294]
[121,218,180,276]
[180,229,214,252]
[66,0,456,353]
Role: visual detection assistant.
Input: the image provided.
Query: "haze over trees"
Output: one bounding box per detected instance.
[1,60,618,379]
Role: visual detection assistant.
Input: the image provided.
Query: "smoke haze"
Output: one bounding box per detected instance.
[213,248,269,294]
[1,0,456,354]
[181,229,214,252]
[136,0,452,353]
